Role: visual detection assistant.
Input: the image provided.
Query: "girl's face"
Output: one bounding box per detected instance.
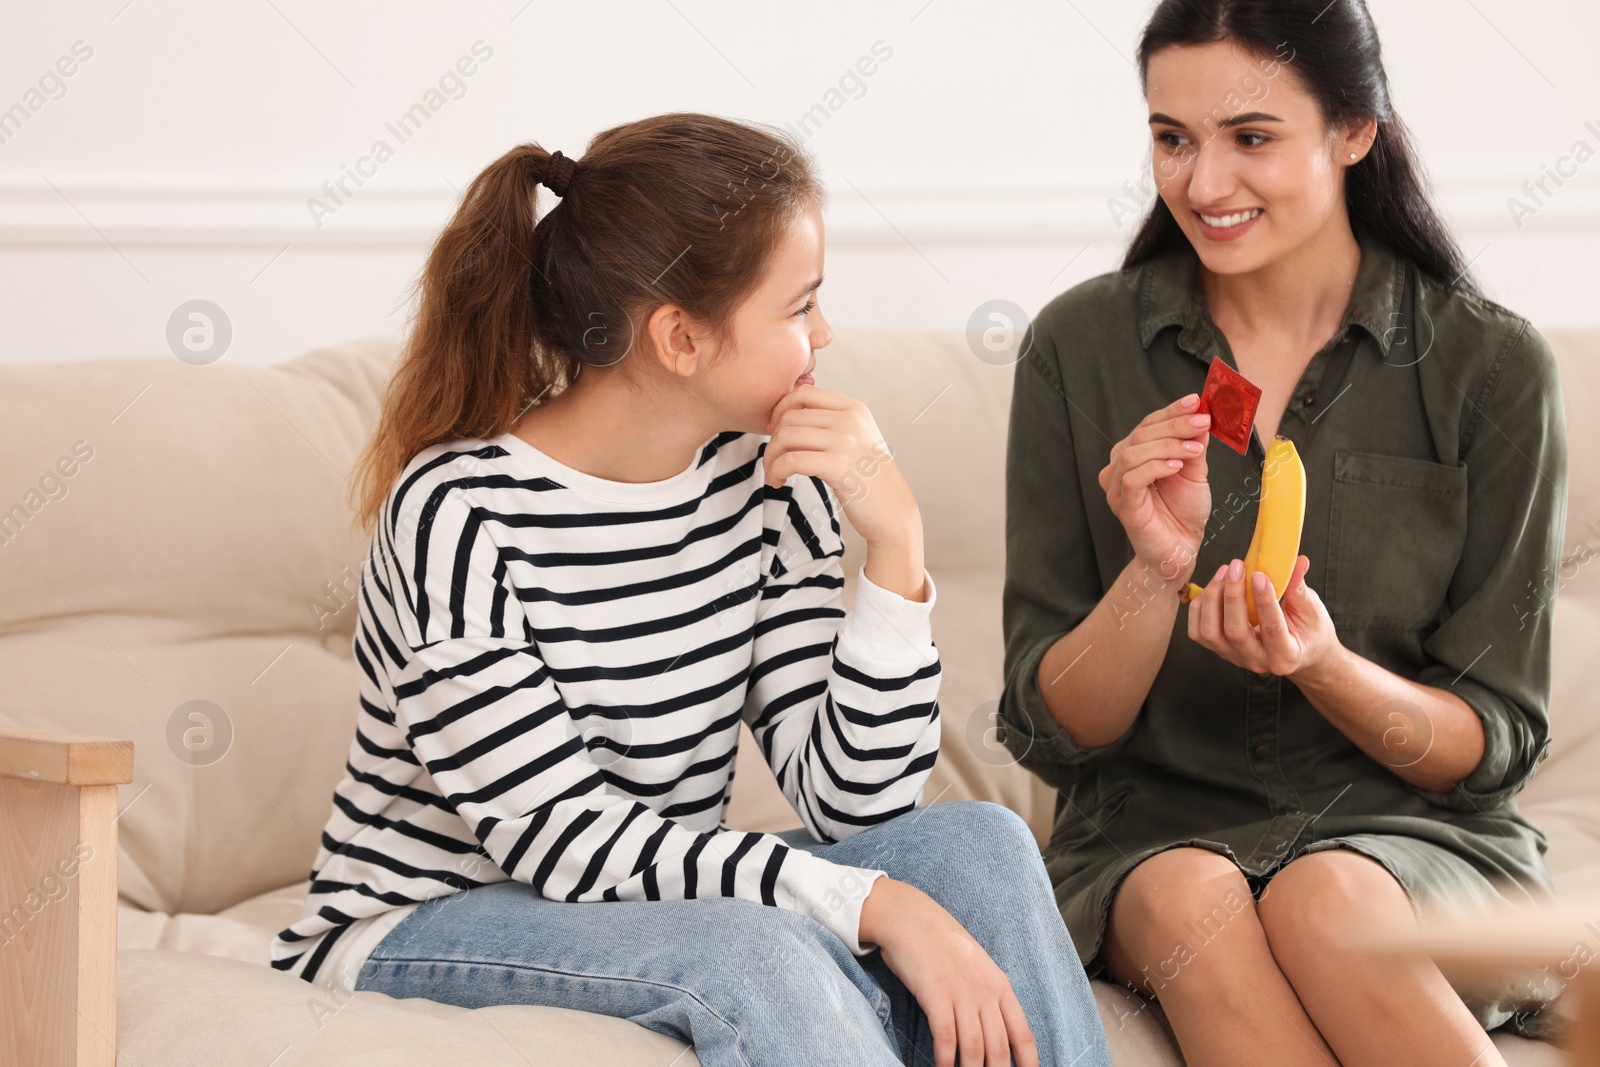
[1145,41,1373,276]
[702,199,832,433]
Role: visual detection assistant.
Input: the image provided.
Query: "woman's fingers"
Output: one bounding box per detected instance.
[1252,569,1292,657]
[1221,560,1257,648]
[998,986,1040,1067]
[1113,435,1208,493]
[1283,554,1311,601]
[1187,558,1307,672]
[1109,394,1207,468]
[1142,410,1214,446]
[1111,413,1211,470]
[1278,556,1318,635]
[1117,437,1207,470]
[1118,456,1189,495]
[1198,564,1227,646]
[1148,391,1203,428]
[1102,395,1210,500]
[1186,577,1202,644]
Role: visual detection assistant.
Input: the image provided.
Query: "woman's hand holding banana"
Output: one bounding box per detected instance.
[1186,552,1340,679]
[1181,434,1341,680]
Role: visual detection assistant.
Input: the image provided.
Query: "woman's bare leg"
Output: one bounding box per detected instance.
[1102,847,1336,1067]
[1255,850,1505,1067]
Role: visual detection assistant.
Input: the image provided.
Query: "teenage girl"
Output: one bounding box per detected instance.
[271,113,1112,1067]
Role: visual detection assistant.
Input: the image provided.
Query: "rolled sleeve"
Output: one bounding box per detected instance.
[1411,322,1567,809]
[997,323,1134,793]
[999,631,1138,786]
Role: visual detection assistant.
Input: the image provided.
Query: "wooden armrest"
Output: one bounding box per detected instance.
[0,724,133,786]
[0,724,133,1067]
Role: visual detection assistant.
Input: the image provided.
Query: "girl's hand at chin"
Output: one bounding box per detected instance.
[763,383,920,552]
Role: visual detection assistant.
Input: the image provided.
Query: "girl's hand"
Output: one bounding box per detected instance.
[764,384,918,551]
[1098,393,1213,582]
[1187,554,1342,679]
[860,877,1039,1067]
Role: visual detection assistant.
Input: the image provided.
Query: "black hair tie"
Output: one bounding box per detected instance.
[543,150,577,197]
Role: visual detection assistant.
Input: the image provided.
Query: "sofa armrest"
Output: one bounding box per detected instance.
[0,725,133,1067]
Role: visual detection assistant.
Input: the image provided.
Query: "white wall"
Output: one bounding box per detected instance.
[2,0,1597,365]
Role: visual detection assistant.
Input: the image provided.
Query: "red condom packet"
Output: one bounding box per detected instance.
[1196,357,1262,455]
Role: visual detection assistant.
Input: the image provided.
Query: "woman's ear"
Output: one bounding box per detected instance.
[1340,117,1380,165]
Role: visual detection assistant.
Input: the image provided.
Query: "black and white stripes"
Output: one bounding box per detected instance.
[271,429,941,986]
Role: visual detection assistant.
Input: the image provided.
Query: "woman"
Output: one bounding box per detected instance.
[275,114,1112,1067]
[998,1,1567,1065]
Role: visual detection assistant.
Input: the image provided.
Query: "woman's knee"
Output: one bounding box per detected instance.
[1104,847,1261,988]
[1256,850,1411,970]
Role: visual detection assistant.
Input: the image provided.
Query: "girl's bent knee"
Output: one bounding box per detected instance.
[908,799,1038,859]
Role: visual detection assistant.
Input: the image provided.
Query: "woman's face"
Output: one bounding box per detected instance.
[1145,40,1372,276]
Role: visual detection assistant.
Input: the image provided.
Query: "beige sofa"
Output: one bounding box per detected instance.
[2,323,1595,1065]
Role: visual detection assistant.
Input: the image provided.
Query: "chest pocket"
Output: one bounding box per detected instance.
[1326,449,1469,630]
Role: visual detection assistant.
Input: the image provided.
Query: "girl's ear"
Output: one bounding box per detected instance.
[645,302,710,378]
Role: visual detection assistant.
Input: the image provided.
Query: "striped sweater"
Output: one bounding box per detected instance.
[271,427,942,988]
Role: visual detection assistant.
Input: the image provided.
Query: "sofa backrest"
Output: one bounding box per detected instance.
[1516,328,1600,883]
[1,325,1594,915]
[0,339,396,914]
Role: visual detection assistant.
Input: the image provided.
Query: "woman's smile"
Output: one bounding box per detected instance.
[1194,206,1265,241]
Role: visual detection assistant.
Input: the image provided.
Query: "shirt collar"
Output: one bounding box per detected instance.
[1136,220,1409,358]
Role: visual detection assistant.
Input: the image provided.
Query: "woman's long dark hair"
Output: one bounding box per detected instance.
[1123,0,1480,296]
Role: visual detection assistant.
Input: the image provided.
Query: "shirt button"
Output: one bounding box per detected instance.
[1255,744,1271,759]
[1301,395,1315,407]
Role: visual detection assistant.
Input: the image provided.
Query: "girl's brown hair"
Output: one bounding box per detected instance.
[347,112,822,537]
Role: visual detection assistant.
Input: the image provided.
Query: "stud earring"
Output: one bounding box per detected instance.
[1350,153,1358,160]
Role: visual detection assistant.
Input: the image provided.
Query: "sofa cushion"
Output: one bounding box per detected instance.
[119,948,702,1067]
[119,878,1565,1066]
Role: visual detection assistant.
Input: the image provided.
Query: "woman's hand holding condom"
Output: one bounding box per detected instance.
[1099,392,1213,583]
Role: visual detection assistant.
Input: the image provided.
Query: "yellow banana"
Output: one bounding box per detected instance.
[1178,436,1306,626]
[1246,436,1306,624]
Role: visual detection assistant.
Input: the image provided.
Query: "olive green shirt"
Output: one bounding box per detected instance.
[997,223,1569,1030]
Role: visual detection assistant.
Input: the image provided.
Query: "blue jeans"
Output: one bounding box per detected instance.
[355,799,1112,1067]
